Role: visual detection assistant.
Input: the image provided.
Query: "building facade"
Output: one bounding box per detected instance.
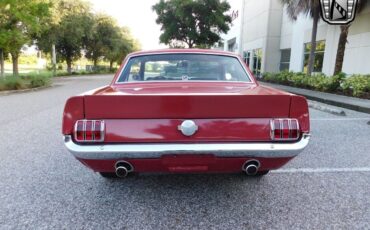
[215,0,243,54]
[238,0,370,76]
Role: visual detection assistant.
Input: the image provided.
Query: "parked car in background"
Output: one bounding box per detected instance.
[62,49,310,178]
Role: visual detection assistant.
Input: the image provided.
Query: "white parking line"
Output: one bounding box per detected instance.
[311,118,370,121]
[272,167,370,173]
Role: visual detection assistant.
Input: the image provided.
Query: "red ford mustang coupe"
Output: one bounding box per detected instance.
[62,49,310,178]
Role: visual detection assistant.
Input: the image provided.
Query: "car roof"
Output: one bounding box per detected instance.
[128,49,239,58]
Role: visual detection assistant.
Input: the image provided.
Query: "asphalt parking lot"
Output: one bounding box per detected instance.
[0,75,369,229]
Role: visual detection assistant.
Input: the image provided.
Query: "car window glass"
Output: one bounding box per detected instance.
[127,60,141,81]
[118,54,251,83]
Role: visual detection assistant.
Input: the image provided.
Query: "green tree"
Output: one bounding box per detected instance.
[56,13,93,74]
[85,14,120,68]
[105,27,141,71]
[0,0,50,76]
[0,3,11,77]
[37,0,92,74]
[152,0,232,48]
[0,49,4,77]
[281,0,321,76]
[333,0,367,75]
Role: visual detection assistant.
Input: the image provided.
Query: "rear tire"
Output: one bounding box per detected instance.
[99,172,118,178]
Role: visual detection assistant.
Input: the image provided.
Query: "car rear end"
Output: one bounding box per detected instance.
[62,50,310,177]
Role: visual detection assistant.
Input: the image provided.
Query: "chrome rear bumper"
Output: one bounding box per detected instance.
[63,134,310,160]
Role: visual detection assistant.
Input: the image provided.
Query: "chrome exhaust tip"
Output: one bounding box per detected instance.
[243,160,260,176]
[245,164,258,175]
[115,161,134,178]
[116,166,129,178]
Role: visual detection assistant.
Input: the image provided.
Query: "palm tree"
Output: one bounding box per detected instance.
[333,0,367,75]
[281,0,321,76]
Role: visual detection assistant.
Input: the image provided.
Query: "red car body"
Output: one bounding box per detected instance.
[62,49,310,177]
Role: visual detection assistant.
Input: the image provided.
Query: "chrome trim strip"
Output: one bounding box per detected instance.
[100,121,105,142]
[279,119,283,139]
[64,133,310,160]
[83,120,87,140]
[74,121,79,142]
[270,119,275,140]
[114,52,254,84]
[92,120,96,141]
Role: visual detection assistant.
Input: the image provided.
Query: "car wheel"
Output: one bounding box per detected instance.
[99,172,119,178]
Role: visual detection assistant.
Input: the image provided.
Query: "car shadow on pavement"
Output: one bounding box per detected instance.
[92,173,268,205]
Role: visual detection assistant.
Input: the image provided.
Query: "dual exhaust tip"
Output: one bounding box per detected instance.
[243,160,260,176]
[115,161,134,178]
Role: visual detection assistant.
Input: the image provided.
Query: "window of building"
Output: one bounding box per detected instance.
[303,40,325,73]
[227,38,237,52]
[280,49,291,71]
[243,51,251,66]
[253,48,262,76]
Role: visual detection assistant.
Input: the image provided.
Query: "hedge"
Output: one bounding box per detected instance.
[0,75,51,91]
[262,71,370,99]
[0,69,116,92]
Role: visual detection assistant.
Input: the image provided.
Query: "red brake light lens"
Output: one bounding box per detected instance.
[75,121,84,140]
[74,120,105,142]
[270,119,300,141]
[93,121,102,140]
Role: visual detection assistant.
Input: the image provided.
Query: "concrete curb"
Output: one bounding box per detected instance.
[0,84,53,96]
[298,93,370,114]
[308,101,346,116]
[260,82,370,114]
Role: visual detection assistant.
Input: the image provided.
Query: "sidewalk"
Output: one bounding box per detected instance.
[260,82,370,114]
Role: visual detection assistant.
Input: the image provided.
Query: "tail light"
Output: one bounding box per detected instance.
[270,119,300,141]
[74,120,105,142]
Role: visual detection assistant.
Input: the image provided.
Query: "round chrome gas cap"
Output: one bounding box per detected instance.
[178,120,198,136]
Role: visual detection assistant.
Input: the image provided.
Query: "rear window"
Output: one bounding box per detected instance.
[117,54,251,83]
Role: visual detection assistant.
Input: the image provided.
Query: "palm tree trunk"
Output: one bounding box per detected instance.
[0,49,4,78]
[334,25,350,75]
[11,52,19,77]
[307,8,320,76]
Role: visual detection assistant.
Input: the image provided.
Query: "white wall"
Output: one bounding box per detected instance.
[219,0,243,53]
[239,0,370,75]
[282,2,370,75]
[282,11,330,73]
[342,8,370,75]
[241,0,283,73]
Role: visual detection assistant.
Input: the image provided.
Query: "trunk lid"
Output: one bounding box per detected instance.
[82,82,293,143]
[84,82,292,119]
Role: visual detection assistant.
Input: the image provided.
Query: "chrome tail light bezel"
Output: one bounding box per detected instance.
[270,118,300,141]
[74,120,105,143]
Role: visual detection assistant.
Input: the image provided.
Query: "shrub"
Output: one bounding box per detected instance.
[29,75,51,88]
[0,77,27,90]
[342,75,370,97]
[0,72,51,91]
[20,71,53,79]
[261,71,369,98]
